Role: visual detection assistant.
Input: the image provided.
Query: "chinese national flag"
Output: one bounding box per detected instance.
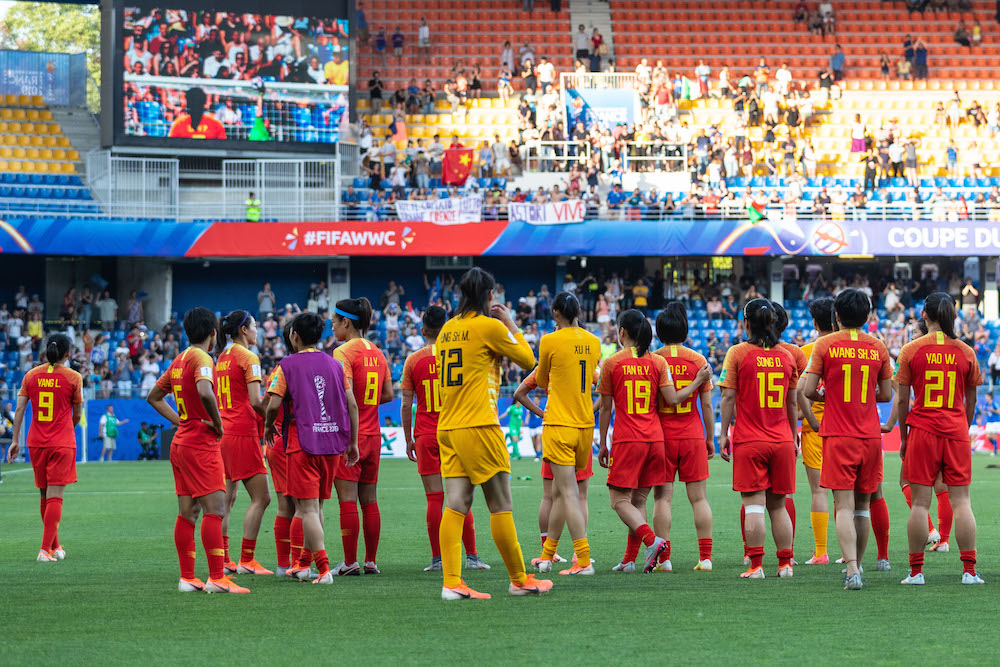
[442,148,474,186]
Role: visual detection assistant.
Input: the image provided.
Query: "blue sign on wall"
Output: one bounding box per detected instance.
[0,50,87,106]
[563,88,638,130]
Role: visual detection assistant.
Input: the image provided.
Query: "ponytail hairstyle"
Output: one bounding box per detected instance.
[655,301,688,345]
[923,291,957,339]
[282,320,294,353]
[44,333,72,364]
[456,266,496,317]
[552,291,581,326]
[771,301,789,336]
[617,309,653,356]
[744,298,779,348]
[334,297,374,334]
[422,305,447,338]
[216,309,252,355]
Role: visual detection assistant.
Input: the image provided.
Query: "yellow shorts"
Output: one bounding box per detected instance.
[542,425,592,470]
[802,430,823,470]
[438,425,510,485]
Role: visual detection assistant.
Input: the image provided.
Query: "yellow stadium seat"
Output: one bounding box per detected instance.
[3,94,15,106]
[30,136,43,147]
[0,122,6,133]
[17,95,30,106]
[21,160,34,172]
[53,149,66,160]
[34,160,48,173]
[13,109,26,121]
[26,148,38,160]
[410,126,424,139]
[63,162,76,174]
[0,147,11,159]
[12,148,25,159]
[357,98,371,110]
[27,110,39,121]
[43,136,56,147]
[40,148,53,160]
[57,137,70,148]
[51,123,62,134]
[17,136,29,147]
[67,150,79,161]
[8,160,20,171]
[0,109,12,120]
[30,95,43,106]
[0,160,7,171]
[438,115,452,125]
[40,110,52,121]
[411,114,424,124]
[22,122,34,134]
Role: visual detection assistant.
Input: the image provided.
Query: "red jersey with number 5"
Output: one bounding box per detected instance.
[401,345,440,437]
[155,346,217,450]
[334,338,389,436]
[19,363,82,449]
[894,332,982,440]
[719,342,797,445]
[655,344,712,439]
[598,347,673,444]
[806,329,892,438]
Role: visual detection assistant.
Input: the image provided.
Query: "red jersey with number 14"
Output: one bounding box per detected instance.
[719,343,797,445]
[598,348,673,444]
[215,343,262,437]
[401,345,440,437]
[334,338,389,436]
[806,329,892,438]
[894,332,982,441]
[155,346,217,450]
[18,363,82,449]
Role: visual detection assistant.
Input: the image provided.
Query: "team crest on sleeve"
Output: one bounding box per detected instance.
[252,364,261,377]
[269,375,279,390]
[199,366,212,378]
[719,368,728,383]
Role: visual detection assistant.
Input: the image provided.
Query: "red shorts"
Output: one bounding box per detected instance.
[30,447,77,488]
[820,436,883,493]
[732,440,796,495]
[265,441,287,495]
[414,433,441,476]
[220,433,267,482]
[606,440,666,489]
[335,433,381,484]
[541,454,595,481]
[664,438,710,483]
[903,426,972,487]
[170,445,225,498]
[287,450,339,500]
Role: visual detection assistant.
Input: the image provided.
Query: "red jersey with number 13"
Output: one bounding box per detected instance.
[334,338,389,436]
[598,348,673,444]
[401,345,440,437]
[719,343,798,445]
[655,344,711,439]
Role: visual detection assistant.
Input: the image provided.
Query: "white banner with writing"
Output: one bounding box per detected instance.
[508,199,587,225]
[394,196,483,224]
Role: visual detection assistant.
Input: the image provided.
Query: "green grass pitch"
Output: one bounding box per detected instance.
[3,454,998,665]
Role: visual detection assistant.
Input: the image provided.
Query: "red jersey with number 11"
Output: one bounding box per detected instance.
[334,338,389,436]
[598,348,673,444]
[401,345,440,437]
[719,343,797,445]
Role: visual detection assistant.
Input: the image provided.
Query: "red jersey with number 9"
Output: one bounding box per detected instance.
[894,332,982,440]
[806,329,892,438]
[401,345,440,437]
[655,344,712,439]
[215,343,262,437]
[598,347,673,444]
[155,346,217,450]
[334,338,389,436]
[719,342,798,444]
[19,363,82,449]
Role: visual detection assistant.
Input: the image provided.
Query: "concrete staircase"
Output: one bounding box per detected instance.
[49,107,101,178]
[569,0,615,64]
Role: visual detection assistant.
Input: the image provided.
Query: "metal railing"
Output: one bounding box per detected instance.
[522,140,592,172]
[622,143,687,172]
[561,72,638,90]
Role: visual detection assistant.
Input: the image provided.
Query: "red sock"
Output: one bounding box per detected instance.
[785,497,796,538]
[361,502,381,563]
[298,548,314,569]
[624,532,641,564]
[908,551,924,576]
[315,549,330,576]
[462,510,477,556]
[740,505,747,556]
[274,515,292,568]
[40,497,60,551]
[936,491,953,543]
[635,523,655,547]
[222,534,230,563]
[340,501,360,565]
[40,496,45,521]
[240,538,256,564]
[173,515,196,579]
[290,516,304,564]
[201,513,225,580]
[777,548,794,568]
[41,498,62,555]
[901,484,913,507]
[540,533,547,547]
[698,538,713,561]
[747,545,764,569]
[425,491,444,558]
[960,549,977,575]
[870,496,890,561]
[658,540,671,563]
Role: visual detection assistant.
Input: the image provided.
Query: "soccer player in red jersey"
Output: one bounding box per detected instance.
[894,292,985,585]
[215,310,272,575]
[167,87,226,139]
[401,305,488,572]
[718,299,798,580]
[8,334,82,562]
[265,323,294,576]
[652,303,716,572]
[598,310,710,573]
[331,298,393,575]
[802,289,893,590]
[147,307,248,593]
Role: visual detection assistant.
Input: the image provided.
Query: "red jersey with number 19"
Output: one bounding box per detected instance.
[598,348,673,444]
[806,329,892,438]
[894,332,982,440]
[719,343,798,444]
[18,363,82,449]
[334,338,389,436]
[401,345,440,437]
[155,346,217,450]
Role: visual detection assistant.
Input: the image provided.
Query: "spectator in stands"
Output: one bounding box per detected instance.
[695,59,711,98]
[574,24,590,61]
[972,18,982,47]
[501,40,515,71]
[368,71,385,114]
[27,294,43,318]
[416,17,431,63]
[125,291,143,327]
[968,141,984,179]
[520,42,536,66]
[523,0,534,12]
[897,58,912,80]
[955,20,972,48]
[913,38,929,79]
[606,183,626,212]
[258,282,276,318]
[904,137,920,186]
[754,58,769,94]
[946,140,959,178]
[536,56,555,94]
[830,44,845,82]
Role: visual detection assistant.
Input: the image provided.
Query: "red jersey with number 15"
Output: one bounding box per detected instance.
[18,363,82,449]
[334,338,389,436]
[806,329,892,438]
[719,343,798,445]
[598,347,673,444]
[155,346,217,450]
[401,345,440,437]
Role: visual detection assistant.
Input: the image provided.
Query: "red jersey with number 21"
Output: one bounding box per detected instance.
[598,347,673,444]
[334,338,389,436]
[719,343,797,445]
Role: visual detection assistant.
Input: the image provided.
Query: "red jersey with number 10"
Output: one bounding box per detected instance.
[806,329,892,438]
[894,332,982,440]
[401,345,440,437]
[598,348,673,444]
[334,338,389,436]
[719,343,797,445]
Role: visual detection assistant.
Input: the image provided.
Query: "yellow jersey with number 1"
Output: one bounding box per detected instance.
[536,327,601,428]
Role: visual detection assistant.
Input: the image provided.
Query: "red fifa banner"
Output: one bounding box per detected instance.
[442,147,474,185]
[184,220,508,257]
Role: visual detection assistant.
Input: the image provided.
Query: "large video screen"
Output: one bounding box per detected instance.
[116,2,348,150]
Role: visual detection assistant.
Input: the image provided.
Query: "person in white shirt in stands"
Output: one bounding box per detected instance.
[501,40,515,71]
[202,49,231,78]
[405,326,424,352]
[574,24,590,61]
[519,42,535,65]
[967,141,984,179]
[491,134,511,178]
[775,63,793,96]
[418,17,431,63]
[536,56,555,94]
[635,58,652,86]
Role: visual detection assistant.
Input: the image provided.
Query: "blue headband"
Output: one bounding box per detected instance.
[237,312,251,330]
[334,306,360,321]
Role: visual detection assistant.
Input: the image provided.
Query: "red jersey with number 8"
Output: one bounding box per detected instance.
[719,343,797,445]
[894,332,982,440]
[598,348,673,444]
[334,338,389,436]
[806,329,892,438]
[19,363,82,449]
[655,344,711,439]
[401,345,440,437]
[155,346,217,450]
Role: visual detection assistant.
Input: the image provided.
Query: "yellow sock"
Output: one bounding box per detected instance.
[440,508,465,588]
[541,537,559,560]
[573,537,590,568]
[490,511,527,586]
[810,511,829,556]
